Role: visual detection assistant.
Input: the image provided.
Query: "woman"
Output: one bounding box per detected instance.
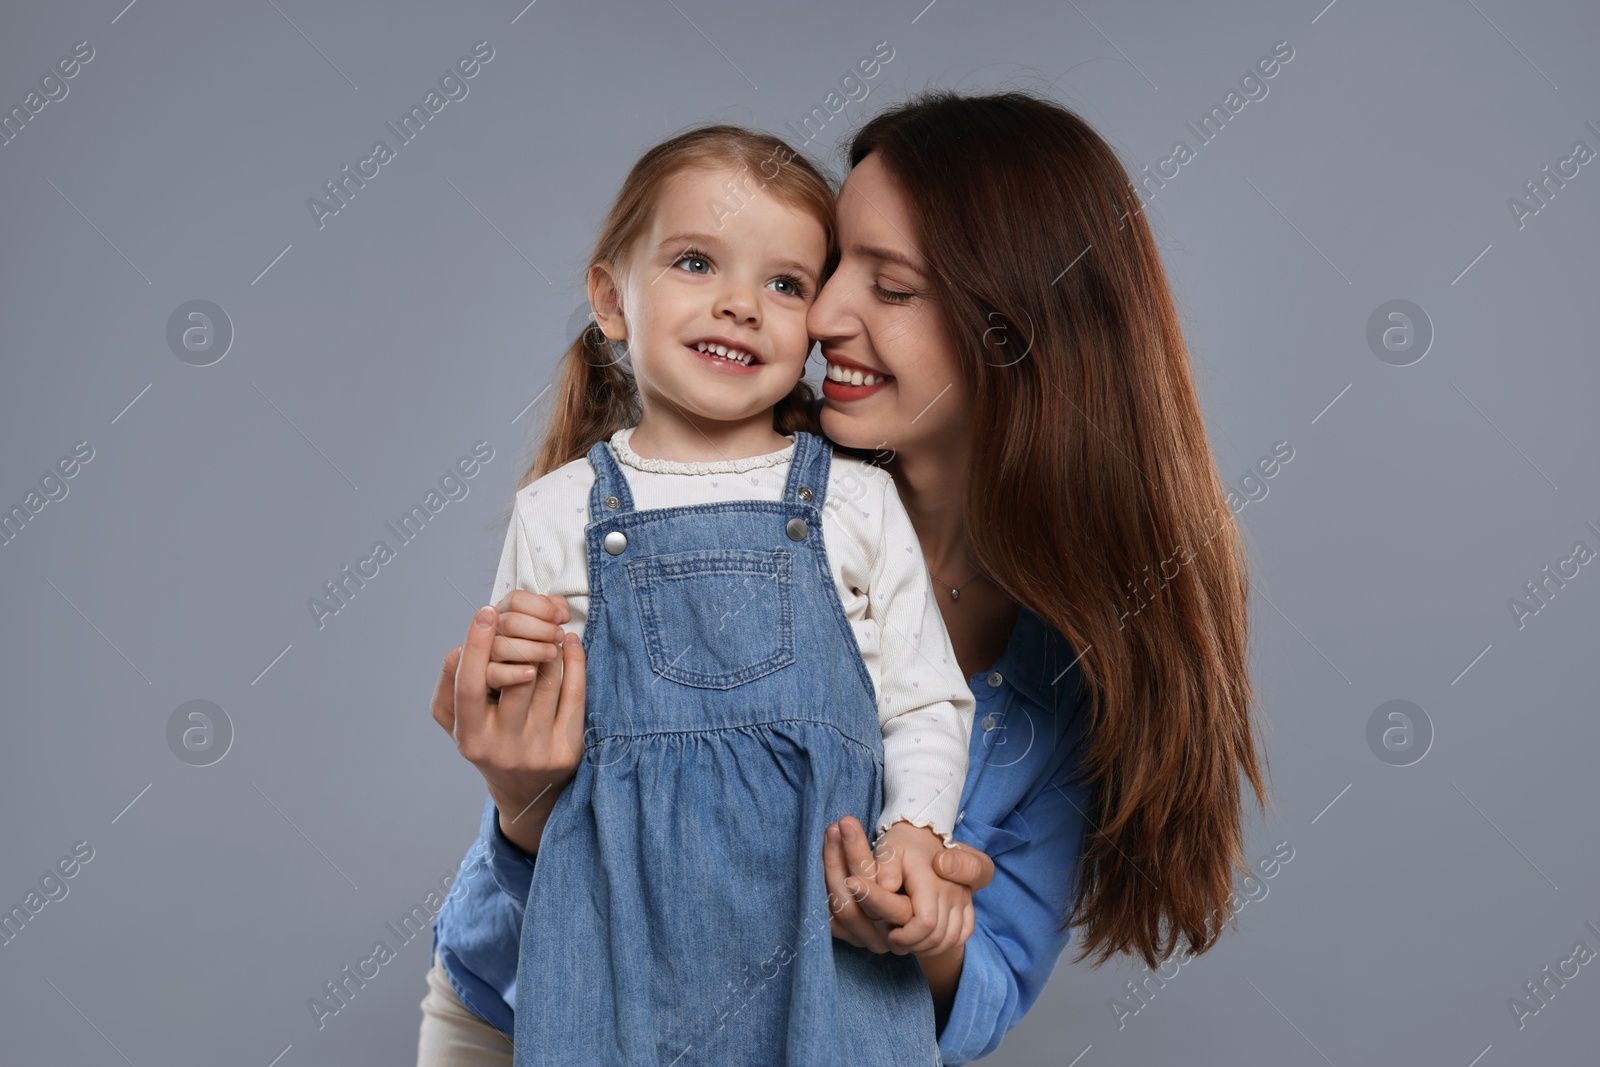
[421,89,1265,1066]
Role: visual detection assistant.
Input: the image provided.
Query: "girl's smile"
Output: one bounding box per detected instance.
[689,336,762,373]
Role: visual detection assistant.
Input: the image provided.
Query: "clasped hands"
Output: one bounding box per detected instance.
[431,591,994,960]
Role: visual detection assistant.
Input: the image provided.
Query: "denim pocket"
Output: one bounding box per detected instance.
[625,548,796,690]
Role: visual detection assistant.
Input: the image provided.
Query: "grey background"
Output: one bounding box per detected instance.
[2,0,1596,1064]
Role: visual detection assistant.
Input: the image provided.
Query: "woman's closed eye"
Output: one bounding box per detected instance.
[873,283,916,304]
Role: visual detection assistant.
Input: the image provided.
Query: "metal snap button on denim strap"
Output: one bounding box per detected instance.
[603,530,628,555]
[986,671,1003,688]
[785,517,808,541]
[981,714,998,731]
[603,495,620,510]
[796,485,814,502]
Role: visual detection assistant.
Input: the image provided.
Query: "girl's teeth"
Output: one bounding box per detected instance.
[696,342,752,365]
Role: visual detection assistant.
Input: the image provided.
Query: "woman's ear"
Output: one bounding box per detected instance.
[587,262,628,342]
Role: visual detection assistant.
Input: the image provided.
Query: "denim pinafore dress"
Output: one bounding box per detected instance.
[511,431,941,1066]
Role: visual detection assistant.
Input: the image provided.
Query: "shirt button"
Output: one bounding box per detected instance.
[981,714,997,731]
[986,671,1003,688]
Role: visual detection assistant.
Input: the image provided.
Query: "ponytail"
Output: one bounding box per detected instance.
[525,321,638,486]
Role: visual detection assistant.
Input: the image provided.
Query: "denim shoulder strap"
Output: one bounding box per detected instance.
[781,431,832,507]
[585,435,635,517]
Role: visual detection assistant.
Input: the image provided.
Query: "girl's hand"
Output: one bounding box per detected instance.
[872,821,973,957]
[823,815,995,957]
[431,592,587,855]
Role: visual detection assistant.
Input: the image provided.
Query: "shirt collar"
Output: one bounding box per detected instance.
[976,604,1084,717]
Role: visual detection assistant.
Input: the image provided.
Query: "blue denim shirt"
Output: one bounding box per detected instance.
[431,605,1090,1065]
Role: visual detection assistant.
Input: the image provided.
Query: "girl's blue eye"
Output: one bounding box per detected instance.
[769,276,808,299]
[673,251,807,298]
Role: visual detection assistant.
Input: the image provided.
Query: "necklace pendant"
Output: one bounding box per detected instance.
[949,587,960,600]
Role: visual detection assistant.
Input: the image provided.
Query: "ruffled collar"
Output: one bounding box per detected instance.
[609,426,795,475]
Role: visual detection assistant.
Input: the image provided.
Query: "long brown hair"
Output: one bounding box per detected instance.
[512,125,831,498]
[850,91,1269,970]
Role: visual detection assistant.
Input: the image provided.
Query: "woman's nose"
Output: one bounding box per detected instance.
[807,272,847,339]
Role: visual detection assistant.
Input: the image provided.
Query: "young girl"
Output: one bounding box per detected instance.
[494,126,976,1065]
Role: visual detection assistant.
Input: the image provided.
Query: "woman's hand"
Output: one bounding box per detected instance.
[823,815,995,957]
[431,592,587,855]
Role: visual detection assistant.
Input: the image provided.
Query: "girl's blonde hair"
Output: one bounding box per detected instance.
[516,125,834,492]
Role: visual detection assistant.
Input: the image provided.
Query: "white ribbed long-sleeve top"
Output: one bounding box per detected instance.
[489,427,975,845]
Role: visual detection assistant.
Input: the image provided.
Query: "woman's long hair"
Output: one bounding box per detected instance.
[850,91,1268,970]
[511,125,831,498]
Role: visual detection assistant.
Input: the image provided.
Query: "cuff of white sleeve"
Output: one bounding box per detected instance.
[873,813,961,850]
